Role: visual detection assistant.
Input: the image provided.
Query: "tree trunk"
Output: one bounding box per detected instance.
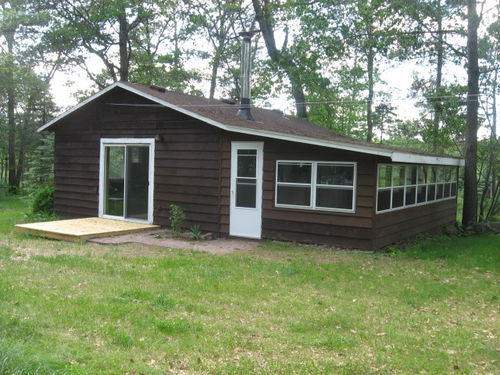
[366,47,374,142]
[462,0,480,226]
[252,0,307,119]
[209,48,222,99]
[432,1,444,152]
[15,95,34,188]
[5,31,18,191]
[118,9,129,82]
[492,69,497,196]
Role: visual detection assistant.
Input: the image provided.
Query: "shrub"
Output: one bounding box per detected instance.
[169,204,186,235]
[32,186,54,215]
[189,225,202,240]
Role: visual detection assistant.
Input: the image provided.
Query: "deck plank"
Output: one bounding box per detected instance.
[15,217,160,242]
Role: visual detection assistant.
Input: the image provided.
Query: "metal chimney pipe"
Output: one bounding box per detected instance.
[237,31,254,121]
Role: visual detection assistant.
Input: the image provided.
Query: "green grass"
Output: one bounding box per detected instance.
[0,195,30,233]
[0,196,498,374]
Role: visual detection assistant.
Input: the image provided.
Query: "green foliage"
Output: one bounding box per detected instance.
[31,186,54,215]
[23,134,54,194]
[188,224,202,240]
[410,81,467,153]
[168,204,186,235]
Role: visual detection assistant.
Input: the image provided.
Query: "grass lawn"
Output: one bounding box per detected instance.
[0,196,498,374]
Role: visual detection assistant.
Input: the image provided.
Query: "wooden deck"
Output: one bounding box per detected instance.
[15,218,160,242]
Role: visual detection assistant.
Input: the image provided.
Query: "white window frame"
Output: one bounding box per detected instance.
[376,163,457,214]
[98,138,155,224]
[275,160,357,213]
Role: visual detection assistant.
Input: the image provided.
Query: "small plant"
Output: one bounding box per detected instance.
[188,225,202,240]
[169,204,186,236]
[32,186,54,215]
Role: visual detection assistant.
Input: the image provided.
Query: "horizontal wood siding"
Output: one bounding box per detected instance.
[52,86,456,250]
[373,198,457,249]
[53,88,223,233]
[220,134,378,249]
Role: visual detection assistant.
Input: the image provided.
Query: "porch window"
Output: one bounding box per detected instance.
[276,161,356,212]
[376,163,457,213]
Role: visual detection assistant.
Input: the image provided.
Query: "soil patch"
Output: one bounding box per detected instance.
[89,229,260,254]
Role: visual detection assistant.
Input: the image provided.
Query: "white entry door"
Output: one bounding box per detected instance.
[229,142,264,239]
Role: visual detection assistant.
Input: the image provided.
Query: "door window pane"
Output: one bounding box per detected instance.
[237,150,256,178]
[236,178,256,208]
[276,185,311,206]
[126,146,149,220]
[317,164,354,186]
[105,146,125,216]
[316,188,353,209]
[277,163,311,183]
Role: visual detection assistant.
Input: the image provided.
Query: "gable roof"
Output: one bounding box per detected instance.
[39,81,464,166]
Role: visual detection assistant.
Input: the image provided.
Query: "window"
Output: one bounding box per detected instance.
[276,161,356,212]
[276,162,312,207]
[377,163,457,213]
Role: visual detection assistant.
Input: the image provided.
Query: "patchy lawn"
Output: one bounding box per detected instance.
[0,196,498,374]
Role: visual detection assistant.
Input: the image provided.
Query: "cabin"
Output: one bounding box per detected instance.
[38,82,464,250]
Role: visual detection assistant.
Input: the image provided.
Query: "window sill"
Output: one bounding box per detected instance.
[274,203,356,215]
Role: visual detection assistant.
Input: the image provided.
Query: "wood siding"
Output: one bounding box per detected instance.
[53,89,224,233]
[52,86,457,250]
[373,198,457,249]
[219,134,379,250]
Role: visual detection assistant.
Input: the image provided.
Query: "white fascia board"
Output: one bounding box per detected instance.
[37,82,121,132]
[391,151,465,166]
[39,82,464,166]
[220,125,395,158]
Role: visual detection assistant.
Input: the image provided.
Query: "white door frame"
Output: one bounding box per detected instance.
[98,138,155,224]
[229,141,264,239]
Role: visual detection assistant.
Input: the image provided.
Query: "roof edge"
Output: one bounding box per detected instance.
[38,82,465,166]
[391,151,464,166]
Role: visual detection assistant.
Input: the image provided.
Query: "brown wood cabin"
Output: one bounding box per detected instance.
[38,82,464,250]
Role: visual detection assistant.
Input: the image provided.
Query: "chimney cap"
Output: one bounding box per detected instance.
[149,84,166,93]
[239,30,260,38]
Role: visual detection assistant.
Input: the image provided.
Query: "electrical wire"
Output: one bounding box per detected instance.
[105,93,485,110]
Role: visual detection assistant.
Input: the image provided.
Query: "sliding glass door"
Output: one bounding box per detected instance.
[100,139,154,223]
